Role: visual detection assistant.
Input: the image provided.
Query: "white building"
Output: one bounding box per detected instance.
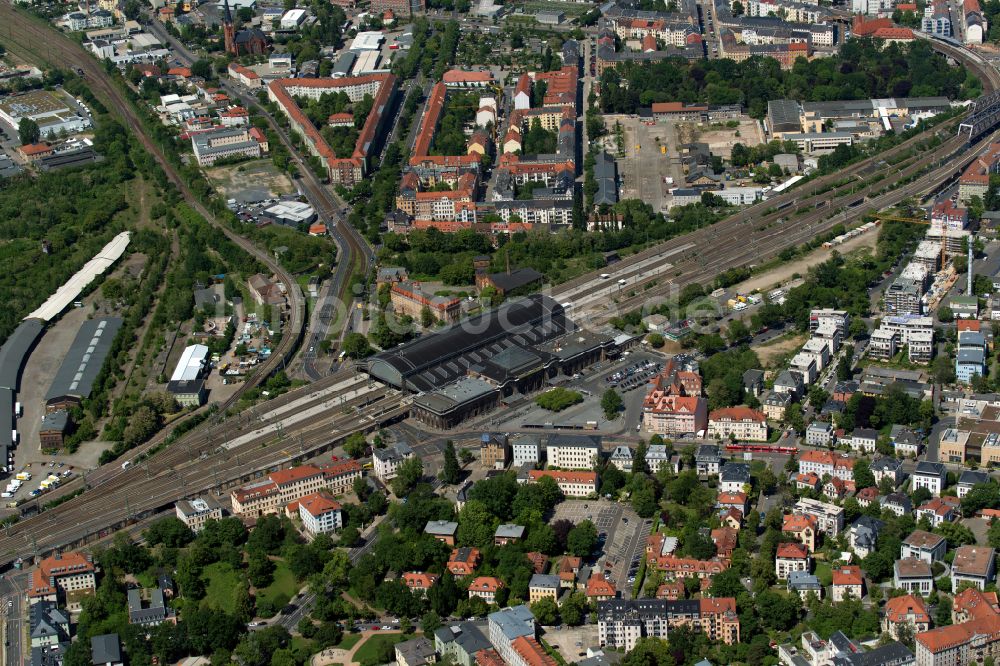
[546,434,600,469]
[373,442,414,482]
[296,492,342,536]
[512,436,540,467]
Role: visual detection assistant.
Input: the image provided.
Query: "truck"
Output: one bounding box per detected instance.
[15,472,30,481]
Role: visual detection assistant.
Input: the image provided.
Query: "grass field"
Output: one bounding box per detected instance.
[203,562,241,613]
[257,559,299,609]
[353,634,411,664]
[336,634,362,650]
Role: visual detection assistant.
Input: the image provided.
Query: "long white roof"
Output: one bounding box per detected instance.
[171,344,209,382]
[26,231,131,322]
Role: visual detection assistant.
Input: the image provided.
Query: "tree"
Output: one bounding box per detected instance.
[420,306,435,328]
[938,306,954,323]
[561,592,588,626]
[191,58,213,80]
[849,318,869,340]
[530,598,559,626]
[853,459,875,490]
[18,118,40,145]
[440,441,460,485]
[344,432,367,459]
[727,319,750,344]
[338,526,360,547]
[567,520,598,556]
[935,595,953,627]
[601,389,623,420]
[622,638,674,666]
[932,354,956,384]
[459,448,474,465]
[144,517,194,548]
[647,332,665,348]
[343,332,373,359]
[422,611,442,634]
[836,355,853,381]
[391,457,424,496]
[961,482,1000,516]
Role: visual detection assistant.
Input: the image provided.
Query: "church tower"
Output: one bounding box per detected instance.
[222,0,236,56]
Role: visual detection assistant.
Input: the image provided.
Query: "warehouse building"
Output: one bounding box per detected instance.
[45,318,123,412]
[168,345,208,407]
[0,89,92,139]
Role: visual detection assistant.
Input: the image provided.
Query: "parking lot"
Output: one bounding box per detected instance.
[550,499,650,599]
[603,358,662,394]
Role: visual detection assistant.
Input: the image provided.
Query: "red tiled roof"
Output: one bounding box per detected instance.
[709,406,766,423]
[783,514,817,532]
[885,594,929,624]
[29,552,95,597]
[831,565,863,586]
[528,470,598,485]
[296,492,341,517]
[511,636,558,666]
[269,464,324,486]
[586,573,616,597]
[469,576,503,593]
[403,571,439,589]
[776,543,809,559]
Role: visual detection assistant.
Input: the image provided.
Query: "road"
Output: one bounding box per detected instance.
[145,17,374,373]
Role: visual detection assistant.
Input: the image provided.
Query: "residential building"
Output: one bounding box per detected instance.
[787,571,823,601]
[395,637,436,666]
[391,282,462,324]
[610,445,633,472]
[912,461,947,497]
[649,556,729,580]
[773,369,804,399]
[403,572,439,596]
[915,612,1000,666]
[895,558,934,596]
[28,553,96,609]
[230,462,361,516]
[831,565,864,602]
[775,542,811,580]
[447,548,481,577]
[952,546,997,591]
[850,428,878,453]
[915,496,960,528]
[30,602,69,648]
[434,622,491,666]
[495,524,525,546]
[90,635,122,666]
[805,421,834,447]
[707,407,768,441]
[126,584,174,627]
[882,492,914,517]
[642,392,708,436]
[901,531,948,563]
[295,492,343,536]
[174,496,223,533]
[849,516,884,559]
[597,599,740,651]
[425,520,459,546]
[469,577,504,603]
[528,574,560,603]
[892,425,923,457]
[695,444,722,476]
[958,470,992,498]
[793,498,845,535]
[511,436,540,467]
[783,514,818,553]
[586,573,617,602]
[526,470,597,497]
[373,442,415,483]
[487,605,536,666]
[798,451,856,481]
[546,434,600,469]
[871,457,904,488]
[644,444,671,474]
[719,462,750,493]
[762,390,792,420]
[480,433,510,470]
[883,594,930,640]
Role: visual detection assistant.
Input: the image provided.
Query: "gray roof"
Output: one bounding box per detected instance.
[366,295,572,392]
[852,428,878,440]
[424,520,458,536]
[46,318,123,403]
[0,319,44,391]
[768,99,801,129]
[959,470,991,486]
[548,433,601,450]
[720,462,750,483]
[786,570,821,590]
[90,635,121,666]
[530,573,561,589]
[394,637,435,665]
[742,369,764,388]
[434,622,490,655]
[496,523,525,539]
[696,444,720,461]
[839,641,914,666]
[594,151,618,206]
[871,457,902,472]
[32,644,68,666]
[487,268,543,293]
[914,461,946,477]
[40,411,70,433]
[30,602,69,643]
[488,604,535,641]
